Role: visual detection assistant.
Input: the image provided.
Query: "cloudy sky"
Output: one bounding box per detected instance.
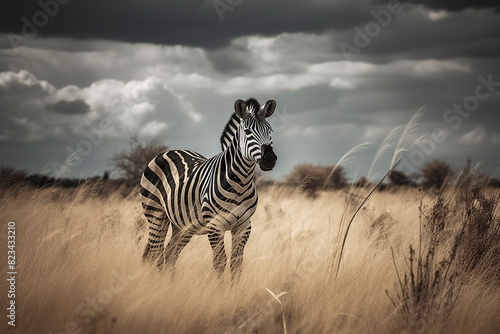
[1,0,499,182]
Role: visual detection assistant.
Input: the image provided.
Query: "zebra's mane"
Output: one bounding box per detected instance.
[220,112,241,151]
[219,98,261,151]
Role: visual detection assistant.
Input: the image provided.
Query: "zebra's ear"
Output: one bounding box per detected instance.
[234,99,249,120]
[259,99,277,119]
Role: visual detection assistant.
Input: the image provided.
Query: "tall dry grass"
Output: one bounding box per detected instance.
[0,182,499,334]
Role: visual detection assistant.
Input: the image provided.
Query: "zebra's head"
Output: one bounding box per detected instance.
[234,98,278,171]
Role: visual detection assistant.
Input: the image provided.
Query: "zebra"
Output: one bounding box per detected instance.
[140,97,278,278]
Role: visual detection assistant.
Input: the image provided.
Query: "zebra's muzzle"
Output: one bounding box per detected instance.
[259,144,277,171]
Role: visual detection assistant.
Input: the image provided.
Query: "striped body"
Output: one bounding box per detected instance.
[140,147,257,237]
[140,98,277,278]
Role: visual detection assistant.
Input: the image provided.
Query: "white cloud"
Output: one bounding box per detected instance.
[0,69,55,95]
[0,35,472,103]
[366,60,471,77]
[410,59,470,75]
[362,125,394,141]
[427,10,448,21]
[214,60,374,95]
[417,7,450,22]
[226,33,336,75]
[0,39,213,88]
[329,77,354,89]
[294,123,360,141]
[0,70,201,141]
[139,120,169,137]
[458,125,486,145]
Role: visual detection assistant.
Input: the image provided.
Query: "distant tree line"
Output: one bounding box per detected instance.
[283,159,500,197]
[1,137,499,198]
[0,137,169,196]
[0,166,125,194]
[0,167,87,189]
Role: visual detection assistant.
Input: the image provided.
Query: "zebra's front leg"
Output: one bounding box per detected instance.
[208,225,227,277]
[230,221,251,280]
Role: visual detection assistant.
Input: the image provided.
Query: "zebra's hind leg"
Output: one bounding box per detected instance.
[143,216,169,265]
[160,226,195,272]
[208,224,227,277]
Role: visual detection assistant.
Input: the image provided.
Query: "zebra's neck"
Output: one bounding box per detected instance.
[220,112,241,151]
[223,128,256,183]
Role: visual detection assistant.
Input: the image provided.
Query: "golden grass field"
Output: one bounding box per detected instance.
[1,184,499,334]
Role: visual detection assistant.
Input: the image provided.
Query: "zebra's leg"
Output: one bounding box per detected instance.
[163,226,195,271]
[143,216,169,264]
[207,224,227,277]
[156,225,179,271]
[230,221,252,280]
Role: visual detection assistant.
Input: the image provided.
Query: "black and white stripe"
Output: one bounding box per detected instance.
[140,98,277,278]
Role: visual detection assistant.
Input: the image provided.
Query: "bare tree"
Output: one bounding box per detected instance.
[110,136,169,188]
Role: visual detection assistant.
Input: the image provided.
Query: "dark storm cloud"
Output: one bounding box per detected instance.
[1,1,499,80]
[205,46,252,74]
[329,3,500,72]
[407,0,500,11]
[47,99,90,115]
[370,0,500,11]
[0,0,370,49]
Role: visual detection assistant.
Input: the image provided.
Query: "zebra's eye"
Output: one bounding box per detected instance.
[244,129,252,135]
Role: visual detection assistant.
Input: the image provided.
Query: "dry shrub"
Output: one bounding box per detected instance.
[388,170,413,187]
[421,159,454,190]
[354,176,371,188]
[284,163,346,198]
[387,192,461,331]
[423,191,450,238]
[387,171,500,331]
[454,178,500,281]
